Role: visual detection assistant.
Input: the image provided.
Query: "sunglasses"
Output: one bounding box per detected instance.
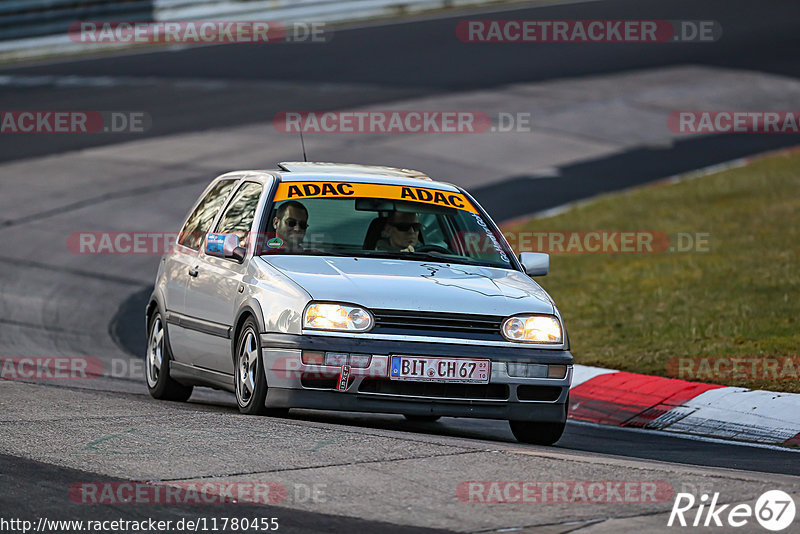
[389,222,421,232]
[285,218,308,230]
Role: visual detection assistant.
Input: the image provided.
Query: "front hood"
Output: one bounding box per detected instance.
[261,256,554,316]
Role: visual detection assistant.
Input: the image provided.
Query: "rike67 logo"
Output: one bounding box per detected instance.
[668,490,796,531]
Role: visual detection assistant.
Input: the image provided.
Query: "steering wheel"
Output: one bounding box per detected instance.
[414,244,453,254]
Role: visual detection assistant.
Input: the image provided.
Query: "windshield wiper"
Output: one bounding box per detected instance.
[353,250,504,268]
[261,248,510,268]
[258,248,349,257]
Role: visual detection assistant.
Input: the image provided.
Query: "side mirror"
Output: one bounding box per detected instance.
[205,233,246,263]
[519,252,549,276]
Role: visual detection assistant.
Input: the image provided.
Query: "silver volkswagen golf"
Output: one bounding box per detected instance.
[146,162,573,445]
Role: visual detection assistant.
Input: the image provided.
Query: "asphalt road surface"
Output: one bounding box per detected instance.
[0,0,799,163]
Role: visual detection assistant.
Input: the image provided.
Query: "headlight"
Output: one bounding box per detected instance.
[501,315,562,344]
[303,303,374,332]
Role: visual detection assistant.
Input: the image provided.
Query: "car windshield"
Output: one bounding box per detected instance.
[256,181,515,269]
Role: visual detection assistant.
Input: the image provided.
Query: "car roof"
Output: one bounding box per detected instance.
[271,162,463,192]
[213,162,462,192]
[278,161,431,179]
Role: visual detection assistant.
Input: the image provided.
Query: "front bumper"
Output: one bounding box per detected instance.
[260,333,572,422]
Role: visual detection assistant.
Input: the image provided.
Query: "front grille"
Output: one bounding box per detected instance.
[517,385,562,401]
[359,379,509,400]
[371,309,505,340]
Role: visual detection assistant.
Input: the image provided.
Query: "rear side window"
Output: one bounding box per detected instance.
[178,179,237,250]
[216,182,263,249]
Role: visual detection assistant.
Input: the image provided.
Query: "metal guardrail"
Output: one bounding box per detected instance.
[0,0,155,41]
[0,0,510,45]
[153,0,473,21]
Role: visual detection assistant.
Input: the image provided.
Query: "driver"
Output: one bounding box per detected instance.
[273,200,308,251]
[376,211,420,252]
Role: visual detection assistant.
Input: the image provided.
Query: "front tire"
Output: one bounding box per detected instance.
[509,397,568,445]
[234,318,291,416]
[509,420,566,445]
[146,311,193,401]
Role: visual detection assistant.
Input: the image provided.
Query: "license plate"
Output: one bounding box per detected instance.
[389,356,490,383]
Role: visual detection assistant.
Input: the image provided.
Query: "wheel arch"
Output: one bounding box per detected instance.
[145,288,177,362]
[231,300,267,360]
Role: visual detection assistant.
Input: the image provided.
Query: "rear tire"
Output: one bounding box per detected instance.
[146,311,193,401]
[404,415,441,422]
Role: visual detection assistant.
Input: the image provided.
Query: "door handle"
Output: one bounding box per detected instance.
[188,267,199,277]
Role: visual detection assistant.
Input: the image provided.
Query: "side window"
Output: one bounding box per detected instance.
[216,182,263,249]
[178,179,237,250]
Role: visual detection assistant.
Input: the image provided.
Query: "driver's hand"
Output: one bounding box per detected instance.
[401,245,415,252]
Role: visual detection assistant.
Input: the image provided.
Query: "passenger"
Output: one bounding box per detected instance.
[376,211,420,252]
[273,200,308,251]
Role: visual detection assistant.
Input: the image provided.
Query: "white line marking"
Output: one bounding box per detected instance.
[0,74,231,90]
[570,364,617,387]
[569,419,800,453]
